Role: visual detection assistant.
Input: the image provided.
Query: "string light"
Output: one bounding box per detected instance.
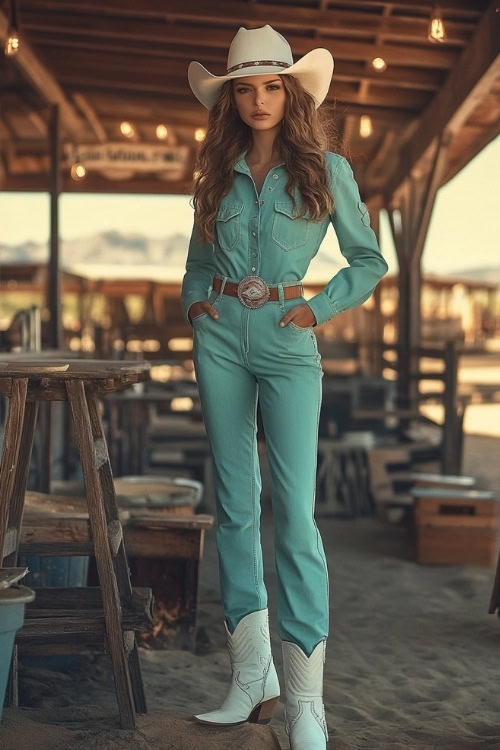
[194,128,206,142]
[4,0,20,57]
[428,5,446,43]
[359,115,373,138]
[372,57,387,72]
[156,124,168,139]
[70,163,87,180]
[120,121,135,138]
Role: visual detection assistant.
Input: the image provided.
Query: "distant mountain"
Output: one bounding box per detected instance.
[0,230,189,269]
[449,265,500,285]
[1,231,498,284]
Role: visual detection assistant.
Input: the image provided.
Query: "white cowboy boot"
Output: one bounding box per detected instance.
[194,607,281,726]
[282,638,329,749]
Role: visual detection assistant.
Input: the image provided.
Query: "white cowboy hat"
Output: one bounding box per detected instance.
[188,24,334,110]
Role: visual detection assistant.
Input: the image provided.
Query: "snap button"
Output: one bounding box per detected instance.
[251,266,256,271]
[268,186,274,191]
[252,231,256,236]
[273,174,279,179]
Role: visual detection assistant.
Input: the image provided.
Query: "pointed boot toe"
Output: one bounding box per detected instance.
[193,608,280,726]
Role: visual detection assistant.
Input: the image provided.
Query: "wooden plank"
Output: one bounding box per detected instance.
[66,379,136,729]
[19,10,458,69]
[23,0,482,32]
[488,548,500,613]
[124,526,204,559]
[0,378,29,565]
[0,11,86,140]
[24,584,153,623]
[416,515,497,528]
[85,389,147,716]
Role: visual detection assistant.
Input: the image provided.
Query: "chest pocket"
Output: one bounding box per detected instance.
[215,203,244,251]
[271,201,310,251]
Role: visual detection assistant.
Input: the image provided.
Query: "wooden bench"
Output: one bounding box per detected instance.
[19,490,214,651]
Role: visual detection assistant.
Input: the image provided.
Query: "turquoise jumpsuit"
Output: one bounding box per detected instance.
[180,150,388,657]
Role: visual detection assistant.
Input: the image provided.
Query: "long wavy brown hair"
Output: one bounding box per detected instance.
[189,74,346,244]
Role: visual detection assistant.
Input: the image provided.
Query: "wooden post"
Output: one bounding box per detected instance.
[442,339,459,474]
[386,132,451,430]
[48,103,62,349]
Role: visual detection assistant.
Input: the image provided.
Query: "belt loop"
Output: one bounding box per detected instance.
[278,282,285,311]
[216,275,227,300]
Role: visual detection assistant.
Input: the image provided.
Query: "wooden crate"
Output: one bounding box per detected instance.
[412,488,499,567]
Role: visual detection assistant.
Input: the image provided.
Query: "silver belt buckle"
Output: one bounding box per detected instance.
[237,275,270,308]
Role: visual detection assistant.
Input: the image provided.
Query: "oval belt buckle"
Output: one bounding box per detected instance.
[237,275,270,308]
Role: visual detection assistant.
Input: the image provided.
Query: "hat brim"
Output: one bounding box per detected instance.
[188,48,334,110]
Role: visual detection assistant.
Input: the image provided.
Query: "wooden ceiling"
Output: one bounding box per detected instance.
[0,0,499,200]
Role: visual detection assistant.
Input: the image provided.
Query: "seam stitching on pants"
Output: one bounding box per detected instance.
[251,383,262,608]
[313,364,329,631]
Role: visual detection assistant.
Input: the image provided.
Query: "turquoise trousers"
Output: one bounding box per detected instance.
[192,275,330,657]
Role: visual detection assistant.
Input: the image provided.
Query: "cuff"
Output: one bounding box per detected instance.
[306,292,339,328]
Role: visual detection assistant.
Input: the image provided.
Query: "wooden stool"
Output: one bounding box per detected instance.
[0,359,153,729]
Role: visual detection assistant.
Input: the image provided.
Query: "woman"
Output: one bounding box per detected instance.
[181,24,388,749]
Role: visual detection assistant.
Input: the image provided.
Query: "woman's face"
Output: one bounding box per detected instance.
[232,74,286,131]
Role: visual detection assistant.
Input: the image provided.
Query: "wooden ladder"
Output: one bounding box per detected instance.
[0,359,154,729]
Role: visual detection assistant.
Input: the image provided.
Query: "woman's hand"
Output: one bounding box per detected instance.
[279,303,317,329]
[188,300,219,323]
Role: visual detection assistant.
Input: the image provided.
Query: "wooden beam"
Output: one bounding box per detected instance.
[48,104,62,349]
[0,154,5,188]
[21,11,459,70]
[30,34,444,92]
[24,0,483,24]
[2,172,192,194]
[386,0,500,197]
[86,88,416,125]
[0,10,86,141]
[412,132,452,264]
[37,57,426,113]
[72,92,107,142]
[442,116,500,185]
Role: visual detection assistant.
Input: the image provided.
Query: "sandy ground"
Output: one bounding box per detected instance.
[2,432,500,749]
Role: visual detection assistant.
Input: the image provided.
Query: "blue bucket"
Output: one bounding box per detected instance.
[0,585,36,722]
[19,555,89,588]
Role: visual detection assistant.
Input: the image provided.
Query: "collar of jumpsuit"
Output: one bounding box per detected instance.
[180,149,389,329]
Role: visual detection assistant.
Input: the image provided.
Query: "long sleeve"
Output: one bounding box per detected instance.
[306,155,389,328]
[180,219,217,327]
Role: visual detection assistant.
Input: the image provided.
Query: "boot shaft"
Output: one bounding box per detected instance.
[281,638,326,699]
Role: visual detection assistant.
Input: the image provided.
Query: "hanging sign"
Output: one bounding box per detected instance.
[64,143,190,178]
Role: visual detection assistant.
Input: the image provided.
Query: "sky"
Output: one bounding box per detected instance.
[0,134,498,277]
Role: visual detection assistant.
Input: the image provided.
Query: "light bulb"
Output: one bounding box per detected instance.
[359,115,373,138]
[372,57,387,72]
[120,121,135,137]
[194,128,206,142]
[5,30,19,56]
[428,7,446,42]
[156,124,168,139]
[71,163,87,180]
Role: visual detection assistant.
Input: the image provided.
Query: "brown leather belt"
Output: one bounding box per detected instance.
[213,275,303,309]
